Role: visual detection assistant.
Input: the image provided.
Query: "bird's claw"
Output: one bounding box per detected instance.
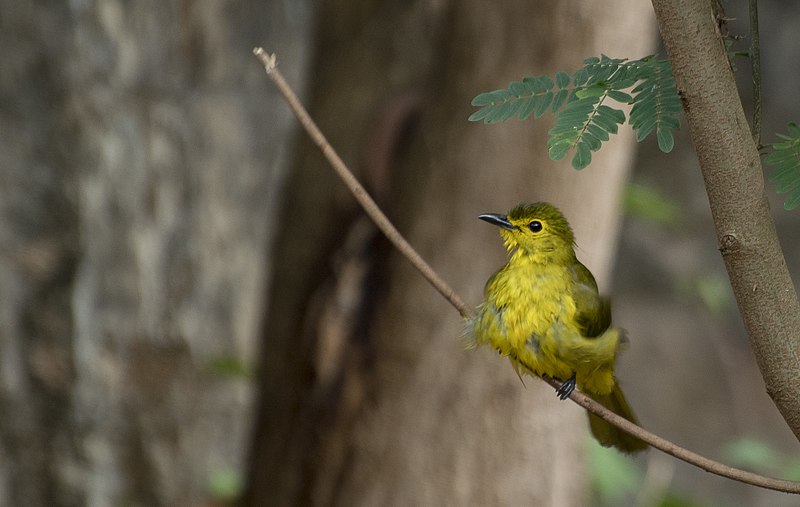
[556,376,576,400]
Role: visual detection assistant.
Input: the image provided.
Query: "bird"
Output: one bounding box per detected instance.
[466,202,647,453]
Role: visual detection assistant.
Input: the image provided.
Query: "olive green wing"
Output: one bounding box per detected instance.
[569,261,612,338]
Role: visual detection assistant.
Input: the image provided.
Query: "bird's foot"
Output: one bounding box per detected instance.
[556,375,576,400]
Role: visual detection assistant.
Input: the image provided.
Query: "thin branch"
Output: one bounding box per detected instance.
[749,0,762,147]
[253,48,470,319]
[543,378,800,493]
[254,47,800,494]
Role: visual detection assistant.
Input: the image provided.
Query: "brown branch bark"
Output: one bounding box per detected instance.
[651,0,800,439]
[544,378,800,493]
[253,49,470,319]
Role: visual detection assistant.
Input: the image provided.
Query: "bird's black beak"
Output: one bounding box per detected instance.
[478,213,516,231]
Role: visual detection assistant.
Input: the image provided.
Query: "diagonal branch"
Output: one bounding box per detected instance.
[253,48,470,320]
[543,378,800,493]
[254,47,800,495]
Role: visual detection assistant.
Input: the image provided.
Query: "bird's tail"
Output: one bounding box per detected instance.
[587,384,648,453]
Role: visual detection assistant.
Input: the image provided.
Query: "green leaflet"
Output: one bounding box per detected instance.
[469,54,681,170]
[765,123,800,210]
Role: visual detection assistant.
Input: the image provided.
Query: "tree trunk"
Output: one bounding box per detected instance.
[247,0,654,505]
[652,0,800,440]
[0,1,312,505]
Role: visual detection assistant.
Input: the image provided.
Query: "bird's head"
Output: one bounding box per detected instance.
[479,202,575,261]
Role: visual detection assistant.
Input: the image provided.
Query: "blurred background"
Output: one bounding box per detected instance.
[1,1,798,506]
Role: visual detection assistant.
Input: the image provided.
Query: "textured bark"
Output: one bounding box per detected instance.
[652,0,800,440]
[0,1,312,505]
[245,1,449,503]
[247,0,654,505]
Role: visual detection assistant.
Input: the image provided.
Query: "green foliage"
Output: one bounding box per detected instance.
[206,355,255,379]
[589,439,642,505]
[723,37,751,72]
[629,58,680,153]
[722,437,800,480]
[677,273,734,317]
[785,457,800,482]
[724,438,778,471]
[656,492,710,507]
[764,122,800,210]
[470,55,681,169]
[693,274,734,316]
[208,468,244,500]
[623,183,682,226]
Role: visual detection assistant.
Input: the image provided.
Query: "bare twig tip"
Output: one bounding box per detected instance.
[253,47,277,72]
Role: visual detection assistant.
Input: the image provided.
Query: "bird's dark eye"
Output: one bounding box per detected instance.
[528,220,543,233]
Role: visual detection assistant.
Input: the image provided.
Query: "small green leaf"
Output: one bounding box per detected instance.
[657,126,675,152]
[523,76,547,93]
[586,123,610,142]
[468,108,490,122]
[505,99,524,120]
[551,89,569,111]
[769,164,799,184]
[573,68,589,87]
[776,174,800,193]
[787,122,800,138]
[576,84,606,99]
[661,116,681,129]
[532,92,552,119]
[595,109,623,127]
[770,138,795,148]
[555,71,570,89]
[485,100,513,123]
[784,190,800,210]
[659,100,683,113]
[509,81,527,96]
[597,105,625,123]
[517,96,537,121]
[765,148,800,164]
[548,140,572,160]
[766,123,800,210]
[471,92,497,106]
[491,89,514,101]
[548,124,580,138]
[613,78,637,90]
[582,132,602,152]
[572,141,592,169]
[607,90,633,103]
[593,113,621,135]
[634,115,658,139]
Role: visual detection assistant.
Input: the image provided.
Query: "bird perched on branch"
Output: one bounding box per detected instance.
[467,202,646,453]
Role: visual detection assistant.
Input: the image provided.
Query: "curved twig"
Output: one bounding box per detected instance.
[253,48,470,319]
[254,47,800,494]
[543,378,800,493]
